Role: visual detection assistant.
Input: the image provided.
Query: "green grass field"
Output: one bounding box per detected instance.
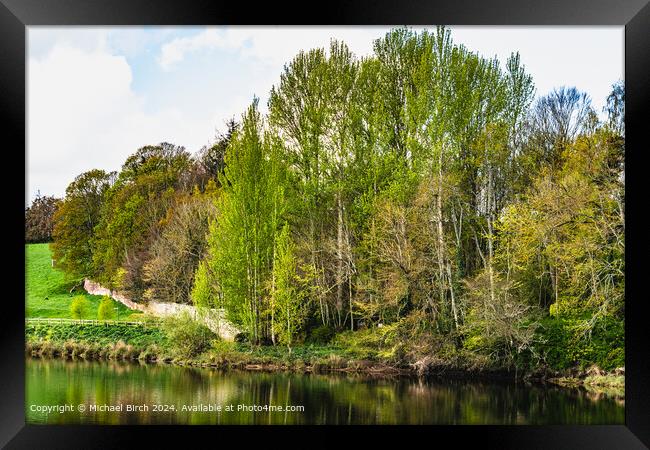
[26,243,141,320]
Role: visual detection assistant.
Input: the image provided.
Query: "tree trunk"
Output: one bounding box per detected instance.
[485,136,497,313]
[311,216,326,326]
[271,242,276,345]
[447,261,458,329]
[435,141,447,322]
[336,192,344,329]
[349,276,354,331]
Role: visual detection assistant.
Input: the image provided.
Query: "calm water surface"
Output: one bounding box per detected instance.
[26,357,624,425]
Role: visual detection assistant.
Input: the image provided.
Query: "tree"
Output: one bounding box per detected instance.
[269,40,368,330]
[524,87,593,172]
[498,128,624,324]
[92,143,191,298]
[271,224,309,351]
[463,270,539,366]
[200,118,239,180]
[25,194,61,243]
[605,80,624,135]
[143,185,218,304]
[191,259,222,309]
[43,26,624,371]
[97,296,116,320]
[51,169,114,279]
[206,99,283,344]
[372,27,420,162]
[70,295,90,319]
[269,46,332,329]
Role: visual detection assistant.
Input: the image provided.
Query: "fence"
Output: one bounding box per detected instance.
[25,317,159,328]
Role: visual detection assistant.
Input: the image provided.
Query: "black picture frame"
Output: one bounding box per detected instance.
[2,0,649,447]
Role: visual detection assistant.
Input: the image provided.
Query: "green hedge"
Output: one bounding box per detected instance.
[26,323,167,349]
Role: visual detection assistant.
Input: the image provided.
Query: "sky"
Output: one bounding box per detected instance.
[27,26,623,204]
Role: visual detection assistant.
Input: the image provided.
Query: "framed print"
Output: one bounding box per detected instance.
[2,0,649,447]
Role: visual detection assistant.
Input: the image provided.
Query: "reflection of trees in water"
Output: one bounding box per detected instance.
[26,359,624,425]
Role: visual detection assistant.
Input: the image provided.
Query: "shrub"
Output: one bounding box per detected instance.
[138,345,162,362]
[62,340,76,357]
[212,340,237,354]
[334,325,399,361]
[535,314,624,371]
[70,295,90,319]
[97,296,116,320]
[39,340,57,358]
[306,325,335,344]
[110,341,129,360]
[80,343,100,359]
[162,312,217,358]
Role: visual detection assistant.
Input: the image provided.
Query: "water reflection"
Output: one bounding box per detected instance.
[26,358,624,425]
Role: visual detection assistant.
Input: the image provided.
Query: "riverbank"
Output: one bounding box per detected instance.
[25,322,625,396]
[25,332,408,376]
[546,372,625,394]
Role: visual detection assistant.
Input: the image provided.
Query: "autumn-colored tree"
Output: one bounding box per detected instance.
[143,183,218,304]
[51,169,114,279]
[25,194,61,243]
[92,143,191,299]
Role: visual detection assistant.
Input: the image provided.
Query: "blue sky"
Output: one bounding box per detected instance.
[27,26,623,204]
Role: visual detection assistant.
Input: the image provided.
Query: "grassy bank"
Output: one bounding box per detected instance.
[26,243,141,320]
[24,322,617,387]
[546,371,625,396]
[26,322,406,375]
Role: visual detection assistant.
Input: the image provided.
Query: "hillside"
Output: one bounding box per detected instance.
[25,243,139,320]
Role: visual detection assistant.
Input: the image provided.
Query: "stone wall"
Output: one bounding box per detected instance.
[83,279,239,341]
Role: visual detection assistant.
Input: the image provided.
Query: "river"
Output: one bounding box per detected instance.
[25,358,624,425]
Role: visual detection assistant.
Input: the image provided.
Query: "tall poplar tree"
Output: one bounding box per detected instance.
[206,99,284,343]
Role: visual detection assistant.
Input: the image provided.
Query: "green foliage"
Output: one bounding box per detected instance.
[162,312,217,359]
[70,296,90,319]
[334,324,401,361]
[191,259,219,308]
[498,130,624,321]
[97,296,115,320]
[205,99,289,343]
[535,315,624,370]
[271,224,309,348]
[307,325,336,344]
[26,322,166,348]
[91,143,190,297]
[51,169,113,278]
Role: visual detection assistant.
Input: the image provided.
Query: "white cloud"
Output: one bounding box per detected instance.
[158,26,390,70]
[27,41,215,203]
[155,26,396,139]
[28,27,111,60]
